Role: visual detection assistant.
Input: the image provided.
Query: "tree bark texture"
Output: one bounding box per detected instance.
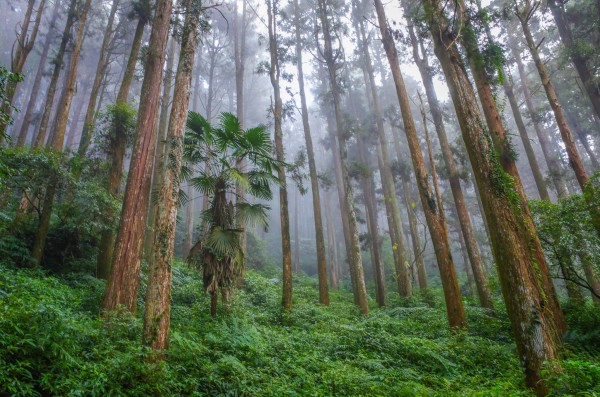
[404,17,491,307]
[374,0,465,327]
[318,0,369,314]
[423,0,562,392]
[96,15,147,280]
[143,0,200,352]
[33,0,78,148]
[78,0,120,155]
[103,0,173,313]
[293,0,329,305]
[267,0,293,311]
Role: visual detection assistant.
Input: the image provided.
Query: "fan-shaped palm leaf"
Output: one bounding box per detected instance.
[235,203,270,228]
[205,226,243,257]
[191,173,218,196]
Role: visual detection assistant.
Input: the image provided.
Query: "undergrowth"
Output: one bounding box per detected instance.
[0,263,599,396]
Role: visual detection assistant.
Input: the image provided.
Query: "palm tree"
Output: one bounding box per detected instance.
[184,112,283,316]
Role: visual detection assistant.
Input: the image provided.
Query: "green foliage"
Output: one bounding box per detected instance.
[530,186,600,300]
[3,263,599,396]
[0,66,23,140]
[92,102,137,155]
[0,148,119,272]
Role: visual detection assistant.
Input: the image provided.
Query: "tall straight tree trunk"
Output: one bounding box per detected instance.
[29,0,91,267]
[423,0,562,392]
[403,16,492,308]
[1,0,47,138]
[458,229,475,295]
[143,0,200,351]
[144,32,177,265]
[358,140,386,306]
[325,192,339,289]
[78,0,120,155]
[516,5,600,237]
[402,178,427,289]
[568,116,600,171]
[387,115,429,290]
[51,0,92,150]
[516,7,589,189]
[373,0,464,327]
[455,0,562,323]
[323,101,358,300]
[234,0,248,256]
[294,192,301,275]
[547,0,600,122]
[471,0,550,200]
[65,86,88,149]
[96,16,147,280]
[354,6,411,297]
[510,41,570,198]
[16,1,60,147]
[317,0,369,314]
[182,56,202,258]
[102,0,173,314]
[33,0,78,148]
[503,76,550,200]
[267,0,293,311]
[293,0,329,304]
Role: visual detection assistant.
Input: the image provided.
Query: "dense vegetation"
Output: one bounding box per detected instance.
[1,261,599,396]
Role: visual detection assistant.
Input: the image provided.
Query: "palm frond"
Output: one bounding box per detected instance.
[230,168,250,190]
[179,163,193,182]
[177,187,189,208]
[219,112,241,136]
[205,226,242,257]
[243,126,271,152]
[191,174,217,196]
[186,111,212,139]
[235,203,270,229]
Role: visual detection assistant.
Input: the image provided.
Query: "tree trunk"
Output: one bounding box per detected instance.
[359,142,386,307]
[517,7,600,238]
[456,0,562,321]
[374,0,464,327]
[267,0,293,311]
[293,0,329,304]
[517,9,589,190]
[0,0,46,138]
[65,87,88,149]
[29,0,90,267]
[78,0,120,155]
[503,77,550,200]
[96,16,146,280]
[404,18,491,307]
[234,0,248,256]
[402,178,427,290]
[294,192,301,275]
[102,0,173,313]
[52,0,92,150]
[510,41,570,198]
[354,7,411,297]
[458,230,475,296]
[144,33,177,265]
[143,0,200,351]
[15,0,59,147]
[423,0,562,392]
[325,192,339,289]
[547,0,600,122]
[33,0,78,148]
[317,0,369,314]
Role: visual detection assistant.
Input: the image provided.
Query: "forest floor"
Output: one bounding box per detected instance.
[1,262,599,396]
